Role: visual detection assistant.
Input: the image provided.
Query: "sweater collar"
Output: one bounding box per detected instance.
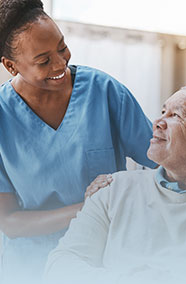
[156,166,186,194]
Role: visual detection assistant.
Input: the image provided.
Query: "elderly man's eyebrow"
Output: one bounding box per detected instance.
[179,106,186,117]
[162,103,186,117]
[173,105,186,117]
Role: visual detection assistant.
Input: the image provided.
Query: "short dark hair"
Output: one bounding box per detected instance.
[0,0,48,62]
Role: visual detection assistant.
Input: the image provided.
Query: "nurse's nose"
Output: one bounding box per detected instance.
[52,55,66,72]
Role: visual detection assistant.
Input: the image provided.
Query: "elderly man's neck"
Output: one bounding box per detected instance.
[165,169,186,190]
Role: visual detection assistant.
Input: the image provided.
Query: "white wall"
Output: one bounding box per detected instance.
[57,21,162,121]
[1,20,186,120]
[0,21,163,121]
[0,64,12,85]
[42,0,52,16]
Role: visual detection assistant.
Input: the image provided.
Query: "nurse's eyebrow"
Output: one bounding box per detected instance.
[33,36,65,59]
[57,36,65,47]
[33,51,50,60]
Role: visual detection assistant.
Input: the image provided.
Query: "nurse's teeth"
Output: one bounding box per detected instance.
[49,72,65,80]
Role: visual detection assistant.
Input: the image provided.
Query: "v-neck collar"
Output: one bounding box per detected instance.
[0,66,84,143]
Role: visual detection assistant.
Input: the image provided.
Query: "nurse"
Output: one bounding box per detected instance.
[0,0,156,283]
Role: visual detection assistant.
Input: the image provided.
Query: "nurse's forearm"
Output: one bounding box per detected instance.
[2,202,83,238]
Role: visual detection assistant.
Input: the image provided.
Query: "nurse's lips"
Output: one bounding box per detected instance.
[47,69,67,80]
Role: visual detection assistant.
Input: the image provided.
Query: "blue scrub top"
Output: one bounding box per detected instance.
[0,65,155,209]
[0,65,156,282]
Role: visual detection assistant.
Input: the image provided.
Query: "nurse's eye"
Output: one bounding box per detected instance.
[161,109,166,115]
[39,58,50,65]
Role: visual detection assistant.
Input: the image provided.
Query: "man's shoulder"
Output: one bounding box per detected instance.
[114,168,156,179]
[110,169,157,195]
[92,169,157,201]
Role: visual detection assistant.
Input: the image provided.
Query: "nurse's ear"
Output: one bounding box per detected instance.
[1,56,18,76]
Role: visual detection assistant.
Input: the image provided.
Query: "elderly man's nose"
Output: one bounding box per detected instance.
[153,118,167,130]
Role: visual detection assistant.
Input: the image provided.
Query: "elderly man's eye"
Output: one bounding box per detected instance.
[173,113,180,118]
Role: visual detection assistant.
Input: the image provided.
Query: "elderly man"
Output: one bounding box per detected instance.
[44,89,186,284]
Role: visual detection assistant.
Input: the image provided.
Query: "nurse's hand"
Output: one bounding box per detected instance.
[85,174,113,199]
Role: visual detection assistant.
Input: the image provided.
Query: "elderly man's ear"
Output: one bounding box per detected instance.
[1,56,18,76]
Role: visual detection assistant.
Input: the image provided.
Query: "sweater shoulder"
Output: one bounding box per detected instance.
[109,169,157,200]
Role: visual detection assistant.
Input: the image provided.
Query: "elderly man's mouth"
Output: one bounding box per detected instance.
[151,135,167,143]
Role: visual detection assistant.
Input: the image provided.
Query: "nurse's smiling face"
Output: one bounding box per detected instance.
[3,16,71,92]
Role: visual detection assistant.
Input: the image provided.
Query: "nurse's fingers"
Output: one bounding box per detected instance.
[85,174,113,199]
[90,174,113,186]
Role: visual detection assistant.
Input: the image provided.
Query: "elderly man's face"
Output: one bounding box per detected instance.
[147,90,186,171]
